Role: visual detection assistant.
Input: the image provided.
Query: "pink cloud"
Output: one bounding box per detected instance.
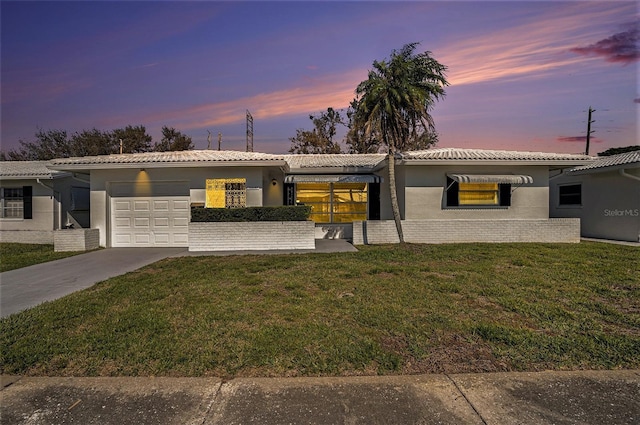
[557,136,603,144]
[135,69,366,130]
[437,3,633,86]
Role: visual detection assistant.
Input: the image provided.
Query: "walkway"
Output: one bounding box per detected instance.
[2,370,638,424]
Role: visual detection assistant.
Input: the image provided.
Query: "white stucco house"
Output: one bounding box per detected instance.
[0,161,90,244]
[24,147,591,248]
[550,150,640,242]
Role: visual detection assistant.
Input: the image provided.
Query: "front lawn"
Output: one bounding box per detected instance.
[0,243,86,273]
[1,242,638,377]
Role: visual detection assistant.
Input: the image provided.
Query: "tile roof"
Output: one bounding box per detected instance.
[570,150,640,172]
[0,161,69,179]
[49,150,286,166]
[400,148,594,162]
[40,147,596,171]
[284,154,387,170]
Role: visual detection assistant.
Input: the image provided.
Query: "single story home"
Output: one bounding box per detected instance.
[0,161,90,244]
[37,147,593,248]
[549,150,640,242]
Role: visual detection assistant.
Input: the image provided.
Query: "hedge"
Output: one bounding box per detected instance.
[191,206,312,222]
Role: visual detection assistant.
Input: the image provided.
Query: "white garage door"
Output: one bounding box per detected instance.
[110,182,190,247]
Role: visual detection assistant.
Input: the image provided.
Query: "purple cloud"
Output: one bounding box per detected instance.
[634,98,640,104]
[571,26,639,65]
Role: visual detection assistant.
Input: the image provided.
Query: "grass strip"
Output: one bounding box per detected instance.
[0,243,86,273]
[1,242,638,377]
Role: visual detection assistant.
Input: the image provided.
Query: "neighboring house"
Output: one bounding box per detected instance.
[44,147,593,247]
[550,150,640,242]
[0,161,90,244]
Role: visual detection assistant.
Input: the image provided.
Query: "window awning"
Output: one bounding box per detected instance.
[448,174,534,184]
[284,174,382,183]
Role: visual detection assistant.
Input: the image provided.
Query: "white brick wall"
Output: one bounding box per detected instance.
[0,230,54,244]
[54,229,100,252]
[353,219,581,244]
[189,221,316,251]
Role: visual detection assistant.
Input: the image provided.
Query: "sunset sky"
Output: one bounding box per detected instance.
[1,1,638,155]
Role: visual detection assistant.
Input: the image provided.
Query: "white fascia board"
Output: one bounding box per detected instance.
[49,160,289,172]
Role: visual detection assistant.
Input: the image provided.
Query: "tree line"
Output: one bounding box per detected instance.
[1,125,194,161]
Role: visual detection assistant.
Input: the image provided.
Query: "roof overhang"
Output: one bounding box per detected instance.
[569,162,640,176]
[0,174,67,180]
[402,159,595,167]
[448,174,534,184]
[285,174,382,183]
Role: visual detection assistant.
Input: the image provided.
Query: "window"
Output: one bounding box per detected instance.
[446,177,511,207]
[205,178,247,208]
[1,186,32,219]
[70,186,90,211]
[558,184,581,206]
[295,182,368,223]
[459,182,499,205]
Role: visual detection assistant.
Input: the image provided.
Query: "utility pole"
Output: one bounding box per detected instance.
[246,110,254,152]
[207,130,212,150]
[585,107,595,155]
[218,132,222,151]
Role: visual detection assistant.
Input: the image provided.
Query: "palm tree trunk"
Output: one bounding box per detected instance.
[387,150,404,243]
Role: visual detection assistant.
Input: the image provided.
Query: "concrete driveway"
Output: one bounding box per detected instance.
[0,248,187,318]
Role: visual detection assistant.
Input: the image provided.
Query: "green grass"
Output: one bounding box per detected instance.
[0,243,86,272]
[1,242,638,377]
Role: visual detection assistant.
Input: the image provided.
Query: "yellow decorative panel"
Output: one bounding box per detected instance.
[206,178,247,208]
[206,179,226,208]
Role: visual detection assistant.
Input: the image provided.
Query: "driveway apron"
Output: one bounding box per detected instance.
[0,248,187,318]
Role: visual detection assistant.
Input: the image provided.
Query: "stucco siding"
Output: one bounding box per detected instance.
[403,165,550,219]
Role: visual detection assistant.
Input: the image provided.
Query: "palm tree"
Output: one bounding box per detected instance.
[353,42,448,242]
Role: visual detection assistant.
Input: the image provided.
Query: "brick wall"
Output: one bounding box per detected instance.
[54,229,100,252]
[353,218,581,244]
[189,221,316,251]
[0,230,54,244]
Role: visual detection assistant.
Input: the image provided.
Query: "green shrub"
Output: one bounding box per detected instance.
[191,206,311,222]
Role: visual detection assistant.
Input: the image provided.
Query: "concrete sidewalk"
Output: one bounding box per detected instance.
[1,370,638,424]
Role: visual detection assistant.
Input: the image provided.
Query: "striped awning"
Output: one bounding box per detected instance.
[448,174,534,184]
[284,174,382,183]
